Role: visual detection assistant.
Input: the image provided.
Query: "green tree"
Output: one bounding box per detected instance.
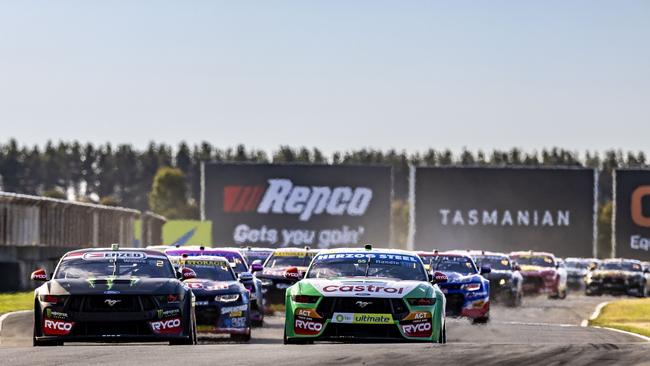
[148,167,191,219]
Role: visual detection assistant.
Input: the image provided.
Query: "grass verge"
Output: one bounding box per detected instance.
[0,291,34,315]
[590,298,650,338]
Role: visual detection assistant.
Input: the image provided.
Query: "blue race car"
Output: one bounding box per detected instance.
[166,246,265,326]
[418,251,491,324]
[176,255,252,341]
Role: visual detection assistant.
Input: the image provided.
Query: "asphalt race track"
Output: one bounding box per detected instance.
[2,294,649,366]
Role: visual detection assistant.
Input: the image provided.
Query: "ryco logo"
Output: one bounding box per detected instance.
[223,179,373,221]
[632,186,650,228]
[401,322,432,337]
[150,318,182,334]
[43,319,73,336]
[294,319,323,335]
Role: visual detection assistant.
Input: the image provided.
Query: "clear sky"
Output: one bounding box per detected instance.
[1,1,648,155]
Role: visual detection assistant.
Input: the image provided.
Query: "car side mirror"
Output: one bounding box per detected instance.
[555,263,560,269]
[480,265,491,275]
[645,268,650,274]
[284,266,304,280]
[31,268,48,282]
[250,261,263,272]
[432,271,448,284]
[181,267,197,281]
[239,272,253,282]
[513,265,521,271]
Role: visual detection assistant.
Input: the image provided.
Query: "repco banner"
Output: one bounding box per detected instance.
[614,170,650,260]
[410,167,597,257]
[201,163,392,248]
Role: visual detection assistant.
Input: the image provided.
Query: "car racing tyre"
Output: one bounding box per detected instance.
[252,318,264,327]
[473,315,490,325]
[438,323,447,344]
[33,307,62,347]
[283,328,313,345]
[231,333,251,342]
[169,312,197,346]
[586,289,601,296]
[508,292,522,307]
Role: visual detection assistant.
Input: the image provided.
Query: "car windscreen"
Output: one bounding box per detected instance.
[600,261,642,272]
[306,253,427,281]
[55,252,175,279]
[565,260,590,269]
[474,255,511,271]
[182,259,236,281]
[266,252,315,268]
[512,255,555,268]
[425,255,478,275]
[243,252,272,264]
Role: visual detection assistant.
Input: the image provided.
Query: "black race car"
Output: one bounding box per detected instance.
[586,258,650,297]
[564,257,599,290]
[470,251,523,307]
[256,248,318,311]
[31,246,197,346]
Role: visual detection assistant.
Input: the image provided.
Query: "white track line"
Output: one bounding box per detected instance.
[497,321,577,328]
[581,301,650,343]
[581,301,610,327]
[592,326,650,343]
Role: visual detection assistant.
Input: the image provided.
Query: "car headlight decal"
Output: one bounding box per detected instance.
[461,283,481,292]
[215,294,240,302]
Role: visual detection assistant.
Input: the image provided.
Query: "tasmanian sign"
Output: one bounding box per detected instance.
[201,163,392,248]
[410,167,596,257]
[614,170,650,260]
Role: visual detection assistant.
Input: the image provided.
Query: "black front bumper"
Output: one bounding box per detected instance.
[35,294,192,343]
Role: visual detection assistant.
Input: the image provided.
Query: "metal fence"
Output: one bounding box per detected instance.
[0,191,162,248]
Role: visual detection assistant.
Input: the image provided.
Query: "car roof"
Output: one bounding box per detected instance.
[63,247,166,257]
[166,246,242,255]
[417,250,473,259]
[316,247,419,256]
[464,250,510,257]
[271,247,320,254]
[601,258,642,263]
[172,255,230,264]
[510,251,556,257]
[240,247,275,252]
[565,257,599,262]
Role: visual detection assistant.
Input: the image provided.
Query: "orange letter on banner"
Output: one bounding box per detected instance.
[631,186,650,228]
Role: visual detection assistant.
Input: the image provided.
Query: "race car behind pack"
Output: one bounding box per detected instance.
[166,246,265,326]
[419,251,491,323]
[257,248,318,310]
[175,255,252,341]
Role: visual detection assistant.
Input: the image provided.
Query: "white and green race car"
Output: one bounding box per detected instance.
[284,247,447,344]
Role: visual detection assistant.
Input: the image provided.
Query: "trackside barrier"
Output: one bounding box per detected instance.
[0,191,165,291]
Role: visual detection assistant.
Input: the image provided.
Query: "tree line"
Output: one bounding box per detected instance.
[0,139,647,209]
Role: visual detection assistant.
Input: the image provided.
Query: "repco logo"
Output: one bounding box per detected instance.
[223,179,373,221]
[632,186,650,228]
